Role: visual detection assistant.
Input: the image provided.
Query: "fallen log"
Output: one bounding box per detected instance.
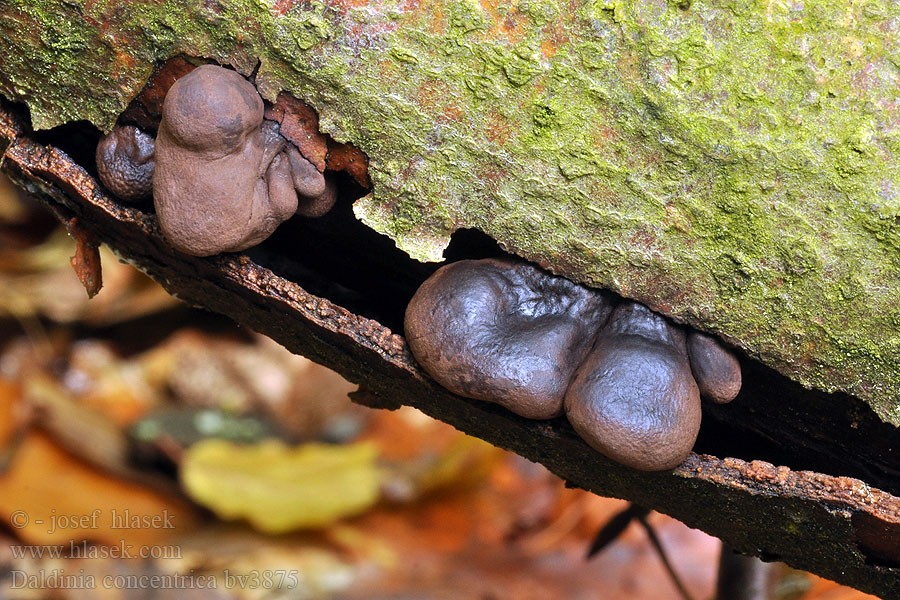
[2,101,899,598]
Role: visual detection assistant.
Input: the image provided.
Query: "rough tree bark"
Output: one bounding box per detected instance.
[2,2,900,597]
[3,101,900,598]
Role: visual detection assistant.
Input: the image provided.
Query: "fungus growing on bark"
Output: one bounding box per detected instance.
[297,175,336,218]
[564,302,702,471]
[287,146,337,218]
[95,125,155,203]
[153,64,298,256]
[153,64,333,256]
[687,331,742,404]
[404,258,612,419]
[405,258,742,472]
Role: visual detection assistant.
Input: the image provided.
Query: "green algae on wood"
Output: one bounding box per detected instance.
[1,0,899,423]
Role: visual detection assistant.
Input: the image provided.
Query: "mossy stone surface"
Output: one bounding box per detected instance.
[1,0,899,421]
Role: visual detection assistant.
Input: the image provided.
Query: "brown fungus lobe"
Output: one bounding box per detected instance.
[405,258,742,472]
[687,331,742,404]
[287,146,337,218]
[153,65,297,256]
[95,125,155,204]
[564,302,702,472]
[153,64,333,256]
[404,258,611,419]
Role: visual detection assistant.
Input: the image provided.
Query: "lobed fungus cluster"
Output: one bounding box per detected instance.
[95,64,335,257]
[94,62,740,473]
[95,125,155,204]
[405,258,741,471]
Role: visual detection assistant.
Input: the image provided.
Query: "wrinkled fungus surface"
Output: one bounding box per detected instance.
[95,125,155,203]
[687,331,742,404]
[154,65,297,256]
[565,302,701,471]
[405,258,611,419]
[153,64,332,256]
[406,258,740,471]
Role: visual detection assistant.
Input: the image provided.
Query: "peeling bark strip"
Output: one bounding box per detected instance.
[2,102,900,599]
[65,217,103,298]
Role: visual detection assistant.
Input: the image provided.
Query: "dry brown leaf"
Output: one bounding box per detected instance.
[64,340,159,426]
[801,577,880,600]
[0,377,24,449]
[361,406,463,460]
[0,233,175,325]
[24,371,139,476]
[382,434,504,503]
[140,330,360,438]
[0,431,197,546]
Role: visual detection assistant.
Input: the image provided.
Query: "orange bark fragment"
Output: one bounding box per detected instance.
[66,217,102,299]
[327,139,372,188]
[265,93,329,172]
[121,57,197,130]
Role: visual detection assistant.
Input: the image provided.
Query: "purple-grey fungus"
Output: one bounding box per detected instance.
[687,331,742,404]
[154,64,331,256]
[405,258,744,471]
[564,302,702,471]
[404,258,611,419]
[95,125,155,203]
[287,146,326,199]
[287,146,337,218]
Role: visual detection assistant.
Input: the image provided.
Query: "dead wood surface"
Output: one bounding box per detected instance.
[1,101,899,598]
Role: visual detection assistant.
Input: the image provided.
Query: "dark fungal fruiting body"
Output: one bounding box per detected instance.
[286,146,338,218]
[152,64,336,257]
[154,65,298,256]
[405,258,741,471]
[687,331,742,404]
[96,63,737,471]
[405,258,612,419]
[95,125,155,203]
[564,302,701,471]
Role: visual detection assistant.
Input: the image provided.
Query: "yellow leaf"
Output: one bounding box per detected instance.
[181,439,383,533]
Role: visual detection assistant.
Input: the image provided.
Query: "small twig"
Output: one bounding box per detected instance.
[715,543,774,600]
[586,502,650,558]
[587,503,695,600]
[636,512,697,600]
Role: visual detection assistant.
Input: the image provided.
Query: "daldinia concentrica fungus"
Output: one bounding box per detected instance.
[404,258,612,419]
[154,65,296,256]
[687,331,742,404]
[405,258,743,471]
[154,64,330,256]
[564,302,701,472]
[95,125,155,203]
[286,146,325,199]
[285,146,338,218]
